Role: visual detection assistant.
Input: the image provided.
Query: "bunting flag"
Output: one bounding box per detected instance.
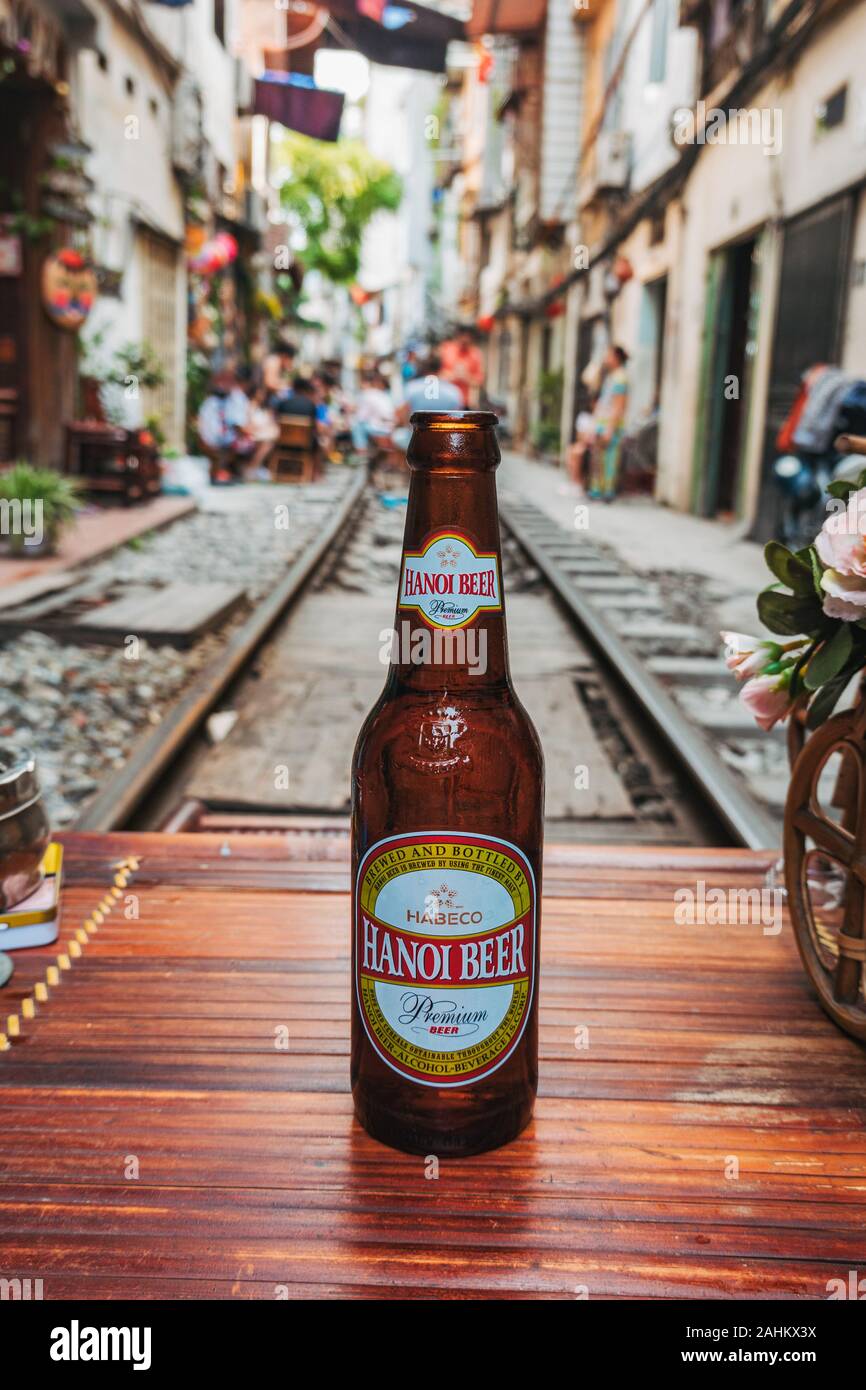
[357,0,386,18]
[253,71,345,143]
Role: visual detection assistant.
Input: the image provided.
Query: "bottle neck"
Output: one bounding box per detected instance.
[388,465,510,690]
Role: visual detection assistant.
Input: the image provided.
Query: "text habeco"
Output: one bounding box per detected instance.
[361,913,528,987]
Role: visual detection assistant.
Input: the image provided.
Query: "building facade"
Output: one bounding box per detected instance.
[463,0,866,537]
[0,0,262,463]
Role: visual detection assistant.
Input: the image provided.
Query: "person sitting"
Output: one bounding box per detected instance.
[276,374,318,421]
[263,341,297,409]
[351,371,395,454]
[243,381,279,478]
[197,369,258,482]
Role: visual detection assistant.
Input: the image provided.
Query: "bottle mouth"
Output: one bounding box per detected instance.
[409,410,499,429]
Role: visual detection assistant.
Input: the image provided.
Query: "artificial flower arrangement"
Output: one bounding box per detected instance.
[723,471,866,731]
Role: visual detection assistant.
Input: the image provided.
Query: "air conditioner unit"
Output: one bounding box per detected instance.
[595,130,631,191]
[172,76,204,180]
[235,57,254,116]
[243,189,267,234]
[578,130,631,209]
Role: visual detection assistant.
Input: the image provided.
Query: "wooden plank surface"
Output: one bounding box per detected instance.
[0,831,863,1300]
[80,581,246,645]
[0,581,247,647]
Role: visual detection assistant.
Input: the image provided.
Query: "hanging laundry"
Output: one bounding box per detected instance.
[253,71,345,144]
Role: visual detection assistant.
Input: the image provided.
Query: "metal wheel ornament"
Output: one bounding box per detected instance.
[784,701,866,1042]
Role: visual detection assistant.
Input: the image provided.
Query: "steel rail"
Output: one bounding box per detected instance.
[74,466,368,833]
[500,502,781,851]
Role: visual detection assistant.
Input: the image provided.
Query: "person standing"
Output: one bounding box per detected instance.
[590,345,629,502]
[440,328,485,407]
[392,352,463,450]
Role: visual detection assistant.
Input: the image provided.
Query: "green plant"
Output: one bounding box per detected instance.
[79,336,166,427]
[106,342,165,392]
[142,414,166,449]
[274,133,402,284]
[532,420,561,454]
[724,466,866,732]
[538,367,564,426]
[186,349,211,450]
[0,462,79,553]
[80,334,165,390]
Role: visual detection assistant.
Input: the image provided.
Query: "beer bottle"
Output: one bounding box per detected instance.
[351,410,544,1155]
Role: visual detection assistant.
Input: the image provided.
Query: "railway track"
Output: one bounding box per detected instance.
[498,494,782,850]
[72,470,782,849]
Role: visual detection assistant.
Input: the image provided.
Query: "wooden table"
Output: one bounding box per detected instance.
[0,833,864,1300]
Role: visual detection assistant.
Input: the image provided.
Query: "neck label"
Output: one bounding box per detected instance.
[399,530,502,630]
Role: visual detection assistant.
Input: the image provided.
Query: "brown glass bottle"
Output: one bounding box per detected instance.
[351,411,544,1156]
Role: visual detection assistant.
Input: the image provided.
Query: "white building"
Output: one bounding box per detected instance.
[79,0,243,447]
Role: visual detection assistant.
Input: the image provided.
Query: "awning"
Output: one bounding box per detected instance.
[323,1,464,74]
[253,70,345,142]
[465,0,547,40]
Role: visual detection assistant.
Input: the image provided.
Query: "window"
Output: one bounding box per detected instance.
[648,0,671,85]
[124,75,135,97]
[96,50,108,73]
[816,85,847,135]
[214,0,226,46]
[149,97,159,119]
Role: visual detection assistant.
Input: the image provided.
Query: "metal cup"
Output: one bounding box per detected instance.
[0,753,51,912]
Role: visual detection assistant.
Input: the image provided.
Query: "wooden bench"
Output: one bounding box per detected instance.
[1,832,863,1299]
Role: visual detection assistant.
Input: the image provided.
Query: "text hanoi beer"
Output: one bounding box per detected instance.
[351,410,544,1155]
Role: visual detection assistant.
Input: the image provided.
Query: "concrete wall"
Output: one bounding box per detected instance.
[79,3,186,439]
[147,0,238,174]
[645,1,866,516]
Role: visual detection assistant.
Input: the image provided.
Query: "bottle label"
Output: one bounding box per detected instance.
[399,531,502,630]
[355,830,536,1087]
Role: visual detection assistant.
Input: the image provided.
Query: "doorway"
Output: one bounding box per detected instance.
[750,193,853,538]
[634,274,667,418]
[693,234,759,517]
[139,228,181,448]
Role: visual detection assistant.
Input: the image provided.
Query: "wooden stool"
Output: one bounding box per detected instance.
[271,415,318,483]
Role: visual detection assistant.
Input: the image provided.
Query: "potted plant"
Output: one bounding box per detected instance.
[78,335,165,426]
[0,462,80,556]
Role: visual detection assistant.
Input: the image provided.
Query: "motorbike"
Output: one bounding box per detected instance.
[773,377,866,547]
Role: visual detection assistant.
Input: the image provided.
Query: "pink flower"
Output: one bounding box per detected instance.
[721,631,782,681]
[815,488,866,619]
[739,672,793,731]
